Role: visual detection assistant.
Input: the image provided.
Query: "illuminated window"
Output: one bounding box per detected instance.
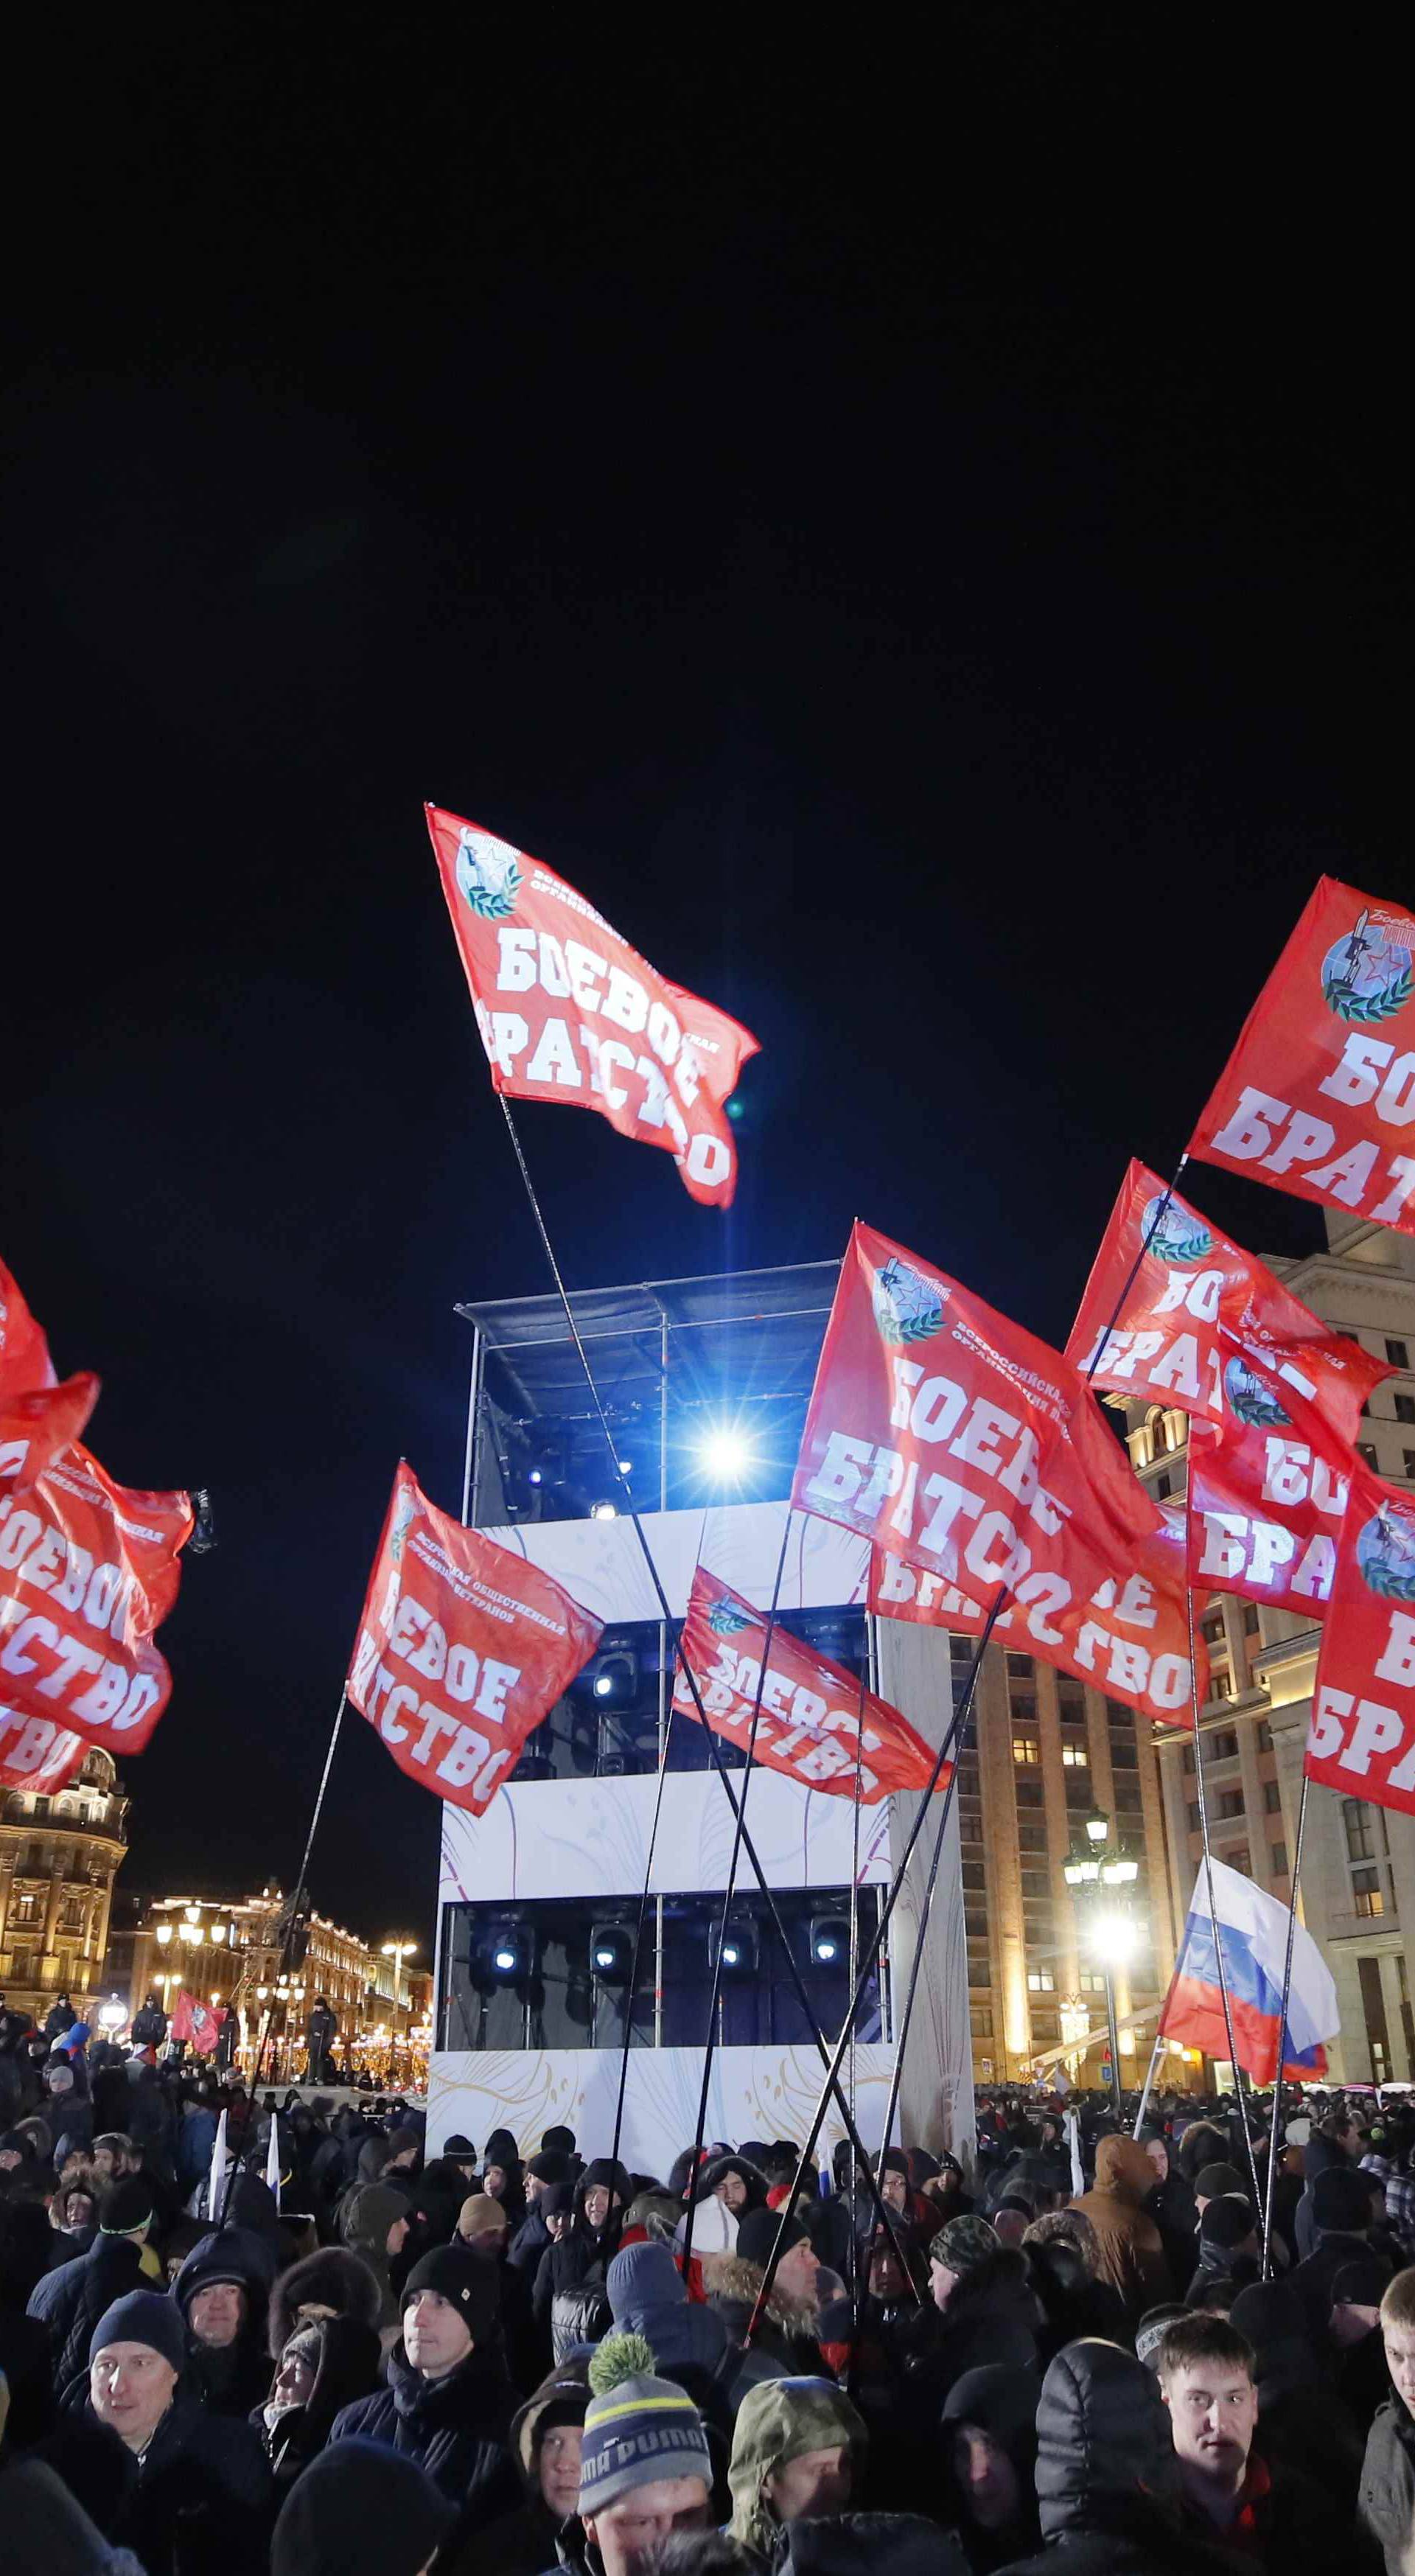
[1013,1736,1040,1765]
[1353,1866,1385,1919]
[1061,1742,1089,1767]
[1027,1969,1055,1992]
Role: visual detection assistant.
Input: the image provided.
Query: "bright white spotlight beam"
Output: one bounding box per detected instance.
[698,1425,755,1481]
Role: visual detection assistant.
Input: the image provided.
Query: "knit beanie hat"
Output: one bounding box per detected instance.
[1194,2163,1246,2202]
[579,2333,712,2516]
[1313,2165,1375,2233]
[528,2150,573,2185]
[1201,2197,1257,2250]
[442,2134,478,2159]
[98,2177,155,2237]
[727,2376,865,2559]
[458,2193,509,2241]
[540,2181,576,2219]
[1331,2256,1392,2308]
[400,2241,499,2341]
[929,2214,999,2275]
[91,2289,186,2375]
[272,2435,455,2576]
[675,2196,736,2253]
[876,2149,910,2181]
[736,2207,805,2269]
[542,2125,577,2155]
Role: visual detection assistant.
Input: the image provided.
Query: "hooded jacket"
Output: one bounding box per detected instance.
[1069,2137,1173,2326]
[702,2249,825,2396]
[172,2226,274,2417]
[443,2354,590,2576]
[259,2311,382,2491]
[28,2232,145,2395]
[266,2243,385,2356]
[991,2339,1234,2576]
[341,2181,410,2334]
[726,2375,865,2568]
[531,2159,633,2353]
[329,2334,520,2521]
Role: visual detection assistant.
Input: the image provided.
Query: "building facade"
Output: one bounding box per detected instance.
[1125,1207,1415,2084]
[0,1746,129,2023]
[107,1888,405,2073]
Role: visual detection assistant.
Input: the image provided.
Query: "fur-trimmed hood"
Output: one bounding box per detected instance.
[701,2249,816,2337]
[267,2243,384,2356]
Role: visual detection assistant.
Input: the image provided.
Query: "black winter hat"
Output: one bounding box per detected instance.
[97,2175,154,2235]
[1193,2163,1246,2202]
[401,2240,500,2339]
[441,2133,477,2157]
[542,2124,576,2154]
[1201,2197,1257,2250]
[528,2150,573,2185]
[736,2206,806,2268]
[272,2436,455,2576]
[540,2180,576,2218]
[1313,2165,1376,2233]
[1331,2255,1392,2308]
[581,2157,632,2198]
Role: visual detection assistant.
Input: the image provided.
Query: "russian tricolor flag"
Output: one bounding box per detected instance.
[1159,1854,1339,2084]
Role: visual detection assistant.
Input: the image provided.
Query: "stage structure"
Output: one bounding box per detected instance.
[427,1263,974,2179]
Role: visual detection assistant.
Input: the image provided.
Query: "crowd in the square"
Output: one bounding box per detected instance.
[7,1994,1415,2576]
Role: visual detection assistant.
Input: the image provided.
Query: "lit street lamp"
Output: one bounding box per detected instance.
[1063,1811,1142,2116]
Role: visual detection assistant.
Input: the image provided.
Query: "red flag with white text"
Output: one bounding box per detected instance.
[0,1255,99,1504]
[0,1256,58,1398]
[794,1224,1161,1613]
[1189,877,1415,1232]
[0,1439,192,1754]
[347,1462,603,1813]
[674,1563,940,1798]
[0,1703,86,1795]
[872,1510,1207,1728]
[1304,1460,1415,1817]
[426,805,759,1207]
[1066,1160,1388,1429]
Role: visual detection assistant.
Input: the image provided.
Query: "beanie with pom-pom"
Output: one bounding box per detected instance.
[579,2331,711,2515]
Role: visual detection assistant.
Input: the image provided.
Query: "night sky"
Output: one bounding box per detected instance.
[4,18,1405,1939]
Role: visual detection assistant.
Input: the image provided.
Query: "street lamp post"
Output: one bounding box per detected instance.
[1063,1812,1141,2118]
[380,1940,417,2061]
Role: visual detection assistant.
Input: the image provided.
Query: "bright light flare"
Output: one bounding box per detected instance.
[1088,1911,1139,1966]
[697,1424,755,1482]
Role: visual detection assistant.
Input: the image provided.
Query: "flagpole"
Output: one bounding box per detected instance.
[744,1595,1008,2347]
[493,1100,911,2273]
[217,1686,349,2232]
[1184,1592,1264,2213]
[1081,1153,1191,1378]
[1261,1771,1312,2280]
[679,1509,793,2278]
[608,1695,674,2181]
[846,1661,866,2381]
[876,1750,962,2175]
[1131,1954,1182,2137]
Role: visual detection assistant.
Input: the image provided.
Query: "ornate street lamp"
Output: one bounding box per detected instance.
[1063,1811,1143,2116]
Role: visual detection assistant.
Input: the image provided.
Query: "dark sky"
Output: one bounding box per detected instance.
[3,16,1406,1938]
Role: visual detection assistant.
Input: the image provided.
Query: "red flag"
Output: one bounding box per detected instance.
[873,1511,1206,1728]
[794,1224,1160,1610]
[1304,1458,1415,1817]
[426,805,759,1207]
[674,1563,940,1798]
[171,1989,225,2054]
[0,1438,193,1754]
[347,1462,602,1812]
[0,1375,102,1503]
[0,1256,58,1398]
[1066,1160,1387,1428]
[1189,877,1415,1232]
[0,1704,86,1794]
[1183,1316,1380,1616]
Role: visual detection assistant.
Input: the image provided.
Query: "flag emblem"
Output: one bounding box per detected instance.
[1356,1504,1415,1603]
[1321,907,1415,1023]
[1223,1352,1290,1429]
[871,1256,944,1347]
[1142,1195,1212,1266]
[455,825,523,921]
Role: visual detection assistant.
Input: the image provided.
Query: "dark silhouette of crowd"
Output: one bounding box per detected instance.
[5,2014,1415,2576]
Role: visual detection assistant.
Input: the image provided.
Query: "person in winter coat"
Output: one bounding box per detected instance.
[1359,2264,1415,2573]
[342,2179,414,2341]
[1296,2114,1363,2261]
[604,2238,733,2452]
[44,1994,77,2042]
[0,2196,58,2445]
[1136,2129,1198,2290]
[568,2334,715,2576]
[1184,2193,1262,2302]
[270,2437,455,2576]
[130,1994,168,2052]
[697,2154,771,2222]
[726,2375,865,2571]
[507,2150,574,2275]
[328,2239,520,2524]
[988,2335,1234,2576]
[1021,2214,1127,2360]
[172,2226,274,2417]
[1068,2134,1174,2327]
[27,2177,158,2394]
[257,2309,382,2491]
[265,2241,385,2358]
[900,2219,1040,2424]
[1156,2311,1349,2574]
[1288,2163,1391,2350]
[705,2209,826,2397]
[304,1996,339,2083]
[1228,2277,1366,2511]
[59,2289,273,2576]
[441,2353,590,2576]
[482,2125,528,2231]
[940,2364,1040,2572]
[531,2156,632,2358]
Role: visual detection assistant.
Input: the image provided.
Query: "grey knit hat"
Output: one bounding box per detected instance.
[579,2334,712,2516]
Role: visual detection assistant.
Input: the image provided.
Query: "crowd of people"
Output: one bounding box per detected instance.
[7,2014,1415,2576]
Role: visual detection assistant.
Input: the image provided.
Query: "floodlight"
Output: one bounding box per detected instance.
[594,1672,614,1698]
[618,1458,633,1476]
[698,1425,755,1482]
[590,1501,618,1520]
[710,1915,758,1975]
[1089,1911,1140,1966]
[478,1921,528,1983]
[528,1468,543,1486]
[810,1913,850,1967]
[589,1921,635,1983]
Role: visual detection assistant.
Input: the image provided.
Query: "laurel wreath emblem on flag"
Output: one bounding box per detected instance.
[1223,1353,1290,1430]
[1142,1195,1213,1266]
[455,827,523,921]
[1357,1507,1415,1603]
[871,1256,944,1346]
[1321,911,1415,1024]
[706,1598,755,1636]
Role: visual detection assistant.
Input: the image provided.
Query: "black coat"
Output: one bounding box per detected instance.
[27,2233,145,2394]
[1360,2395,1415,2575]
[55,2387,274,2576]
[329,2336,520,2519]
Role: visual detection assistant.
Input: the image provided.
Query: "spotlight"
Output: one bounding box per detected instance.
[589,1921,635,1983]
[528,1468,543,1487]
[618,1458,633,1476]
[579,1647,638,1711]
[476,1921,528,1985]
[710,1915,758,1976]
[810,1914,850,1967]
[593,1672,614,1699]
[591,1501,618,1520]
[697,1425,755,1483]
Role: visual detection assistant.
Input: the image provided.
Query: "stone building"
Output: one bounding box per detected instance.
[0,1746,128,2022]
[107,1887,418,2074]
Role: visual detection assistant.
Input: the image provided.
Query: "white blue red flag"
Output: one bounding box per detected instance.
[1159,1853,1338,2084]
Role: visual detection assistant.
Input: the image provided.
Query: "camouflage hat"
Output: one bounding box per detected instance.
[929,2213,999,2275]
